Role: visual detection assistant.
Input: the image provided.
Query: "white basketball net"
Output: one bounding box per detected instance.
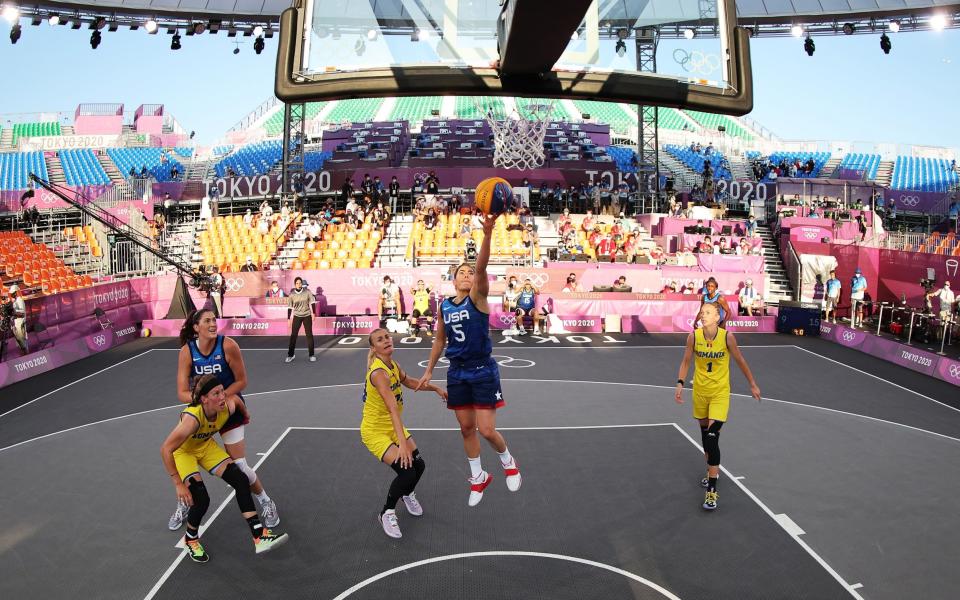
[474,98,556,171]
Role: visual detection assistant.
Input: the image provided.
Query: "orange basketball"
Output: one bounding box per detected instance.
[473,177,514,216]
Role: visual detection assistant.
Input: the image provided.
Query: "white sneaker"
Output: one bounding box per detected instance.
[309,356,317,362]
[260,498,280,528]
[402,492,423,517]
[467,471,493,507]
[168,499,189,531]
[285,356,295,363]
[379,509,402,538]
[532,328,541,335]
[502,458,522,492]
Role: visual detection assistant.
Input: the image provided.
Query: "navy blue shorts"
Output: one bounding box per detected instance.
[220,393,249,434]
[446,357,505,411]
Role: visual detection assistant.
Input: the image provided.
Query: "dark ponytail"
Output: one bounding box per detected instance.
[179,309,214,347]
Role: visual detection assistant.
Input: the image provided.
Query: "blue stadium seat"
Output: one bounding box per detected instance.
[107,148,184,182]
[60,149,110,186]
[0,151,49,190]
[213,140,283,178]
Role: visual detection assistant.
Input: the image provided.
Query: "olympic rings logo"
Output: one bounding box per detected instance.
[92,334,106,347]
[803,230,819,239]
[498,314,517,326]
[898,195,921,207]
[841,331,858,341]
[511,272,549,288]
[672,49,721,75]
[224,278,245,292]
[948,365,960,379]
[38,191,58,205]
[417,355,536,369]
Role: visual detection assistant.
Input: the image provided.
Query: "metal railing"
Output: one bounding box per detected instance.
[785,240,801,302]
[880,231,959,254]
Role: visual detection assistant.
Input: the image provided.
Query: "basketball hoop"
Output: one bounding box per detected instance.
[473,97,556,171]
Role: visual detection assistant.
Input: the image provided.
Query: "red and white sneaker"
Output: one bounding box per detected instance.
[467,471,492,507]
[502,458,522,492]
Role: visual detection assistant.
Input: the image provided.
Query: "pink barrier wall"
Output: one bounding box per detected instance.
[135,115,163,135]
[74,115,123,135]
[1,184,112,207]
[510,265,765,295]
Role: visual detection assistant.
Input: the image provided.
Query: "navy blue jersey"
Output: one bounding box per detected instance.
[188,335,236,391]
[442,296,492,361]
[702,290,726,321]
[517,288,536,310]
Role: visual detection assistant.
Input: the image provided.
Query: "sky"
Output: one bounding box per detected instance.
[0,18,958,150]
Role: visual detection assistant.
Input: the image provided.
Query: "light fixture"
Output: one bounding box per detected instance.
[410,28,419,41]
[930,14,947,31]
[842,22,855,35]
[192,22,205,35]
[366,27,377,41]
[253,25,263,37]
[227,25,237,37]
[791,25,803,38]
[47,13,59,25]
[170,32,181,50]
[571,30,579,40]
[93,16,106,30]
[804,36,815,56]
[615,39,626,57]
[683,28,695,40]
[233,46,239,54]
[355,38,365,55]
[30,14,40,26]
[70,18,81,30]
[2,5,19,23]
[9,22,20,43]
[880,33,891,54]
[889,20,900,33]
[108,21,118,32]
[90,30,101,49]
[254,35,264,54]
[144,19,157,33]
[208,20,221,33]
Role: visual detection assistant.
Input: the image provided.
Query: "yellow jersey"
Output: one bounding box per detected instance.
[693,327,730,397]
[362,356,404,433]
[412,288,431,313]
[177,404,230,455]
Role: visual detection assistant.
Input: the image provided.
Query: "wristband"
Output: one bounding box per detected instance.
[676,379,684,385]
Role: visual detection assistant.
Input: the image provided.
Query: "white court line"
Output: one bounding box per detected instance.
[290,423,677,432]
[851,583,864,590]
[670,423,865,600]
[331,551,681,600]
[150,345,789,351]
[0,349,156,420]
[145,427,293,599]
[791,345,960,415]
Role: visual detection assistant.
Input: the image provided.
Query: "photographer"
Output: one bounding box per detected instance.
[927,281,955,324]
[7,285,28,356]
[209,266,226,318]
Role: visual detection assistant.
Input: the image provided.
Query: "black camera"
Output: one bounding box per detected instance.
[920,278,936,292]
[0,299,13,332]
[190,266,218,293]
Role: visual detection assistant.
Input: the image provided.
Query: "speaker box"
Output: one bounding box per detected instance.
[776,301,821,336]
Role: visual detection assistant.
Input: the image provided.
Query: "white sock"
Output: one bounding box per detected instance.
[498,447,514,467]
[467,456,483,479]
[254,490,271,505]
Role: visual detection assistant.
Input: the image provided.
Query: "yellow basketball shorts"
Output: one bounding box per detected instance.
[692,389,730,422]
[174,443,231,482]
[361,424,412,461]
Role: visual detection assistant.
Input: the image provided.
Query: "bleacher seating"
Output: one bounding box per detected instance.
[263,102,327,136]
[212,140,283,178]
[212,145,234,157]
[890,156,958,192]
[12,121,62,144]
[198,213,300,272]
[106,148,184,182]
[605,146,639,173]
[838,153,880,180]
[0,230,94,295]
[571,100,634,134]
[683,110,752,140]
[172,147,194,157]
[767,151,830,178]
[59,149,110,186]
[517,99,571,121]
[915,231,960,255]
[290,217,382,270]
[304,150,333,172]
[653,107,693,131]
[0,151,49,190]
[324,98,384,124]
[665,145,732,180]
[390,97,442,122]
[407,212,537,263]
[456,96,504,120]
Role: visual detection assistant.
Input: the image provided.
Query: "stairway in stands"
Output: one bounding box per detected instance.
[160,220,201,271]
[874,160,894,187]
[378,214,414,267]
[97,153,126,185]
[819,156,842,178]
[756,225,793,305]
[727,154,754,181]
[45,153,67,185]
[658,151,700,191]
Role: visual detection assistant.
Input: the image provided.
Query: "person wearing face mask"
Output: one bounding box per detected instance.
[286,277,317,363]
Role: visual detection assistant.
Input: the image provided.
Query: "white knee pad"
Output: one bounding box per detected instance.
[220,425,245,446]
[234,457,258,485]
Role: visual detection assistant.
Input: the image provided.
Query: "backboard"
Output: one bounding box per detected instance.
[275,0,752,115]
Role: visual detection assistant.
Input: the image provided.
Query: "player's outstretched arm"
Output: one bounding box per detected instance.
[416,323,446,391]
[471,214,497,310]
[727,332,761,401]
[675,333,695,404]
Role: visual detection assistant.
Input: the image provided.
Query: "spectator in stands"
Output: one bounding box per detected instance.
[307,218,323,242]
[361,173,374,198]
[340,177,354,203]
[266,280,285,298]
[154,212,166,234]
[259,200,273,218]
[425,172,439,195]
[423,208,438,231]
[522,224,538,251]
[378,276,401,326]
[372,202,388,229]
[682,281,698,295]
[926,281,955,324]
[140,166,149,178]
[346,196,358,216]
[717,236,730,253]
[227,166,237,178]
[240,256,258,272]
[662,281,679,294]
[856,213,868,242]
[257,216,270,236]
[739,279,761,316]
[613,276,631,292]
[564,273,584,293]
[129,166,137,178]
[745,213,757,237]
[581,209,595,233]
[243,209,253,227]
[697,236,713,254]
[596,233,616,262]
[650,245,665,265]
[388,176,400,213]
[850,267,867,328]
[411,174,423,197]
[8,285,28,356]
[824,270,841,323]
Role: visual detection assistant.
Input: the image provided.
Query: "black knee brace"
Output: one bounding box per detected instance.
[703,421,724,467]
[221,462,257,514]
[412,450,426,486]
[699,424,709,447]
[187,479,210,529]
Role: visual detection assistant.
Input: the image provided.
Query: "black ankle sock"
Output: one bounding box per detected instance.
[246,515,264,537]
[707,477,718,493]
[185,527,199,540]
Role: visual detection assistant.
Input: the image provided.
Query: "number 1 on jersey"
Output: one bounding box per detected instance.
[706,361,713,373]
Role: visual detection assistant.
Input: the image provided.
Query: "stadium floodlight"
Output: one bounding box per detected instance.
[365,27,377,41]
[227,25,237,37]
[880,33,892,54]
[889,20,901,33]
[842,23,855,35]
[90,30,101,49]
[71,18,81,29]
[410,29,418,42]
[93,16,106,30]
[9,22,20,43]
[47,13,59,25]
[615,39,627,56]
[570,30,579,41]
[208,20,221,34]
[930,14,948,31]
[790,25,803,38]
[804,36,815,56]
[30,14,40,26]
[108,21,118,32]
[171,32,181,50]
[2,5,19,23]
[254,35,264,54]
[192,22,205,35]
[233,46,239,54]
[355,38,365,55]
[144,19,158,34]
[683,28,695,40]
[253,25,264,37]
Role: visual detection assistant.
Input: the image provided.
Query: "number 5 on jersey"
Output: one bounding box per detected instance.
[450,323,466,342]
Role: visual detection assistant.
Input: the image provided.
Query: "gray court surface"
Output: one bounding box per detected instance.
[1,333,959,600]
